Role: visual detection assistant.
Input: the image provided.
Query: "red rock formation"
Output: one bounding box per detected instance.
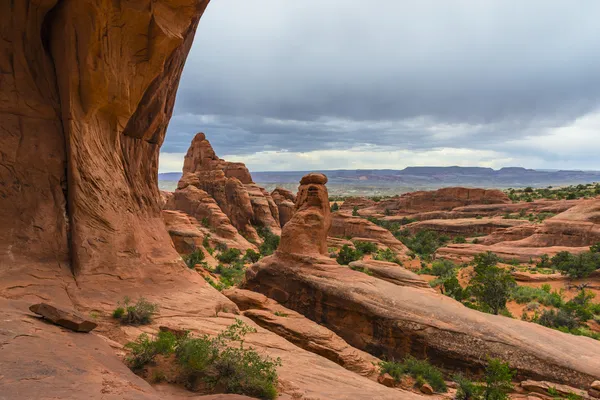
[177,133,282,241]
[245,175,600,389]
[360,187,510,216]
[330,212,410,256]
[340,197,377,211]
[436,199,600,262]
[404,217,531,237]
[278,173,331,255]
[271,187,296,227]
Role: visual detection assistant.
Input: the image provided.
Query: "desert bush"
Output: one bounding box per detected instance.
[216,248,242,264]
[524,301,540,311]
[257,226,280,256]
[467,252,516,315]
[183,249,205,269]
[353,240,378,254]
[483,358,515,400]
[379,357,447,393]
[336,244,363,265]
[453,236,467,244]
[215,242,228,252]
[352,206,359,216]
[349,265,373,276]
[201,217,210,228]
[125,320,280,399]
[244,249,261,263]
[551,251,600,278]
[113,297,158,325]
[125,331,177,370]
[373,248,402,264]
[454,374,482,400]
[204,276,224,291]
[399,230,450,258]
[538,309,579,330]
[330,202,339,212]
[511,286,563,308]
[214,262,245,288]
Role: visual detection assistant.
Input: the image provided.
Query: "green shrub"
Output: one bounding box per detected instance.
[201,217,210,228]
[379,357,447,393]
[352,206,359,216]
[373,248,401,265]
[113,297,158,325]
[124,331,177,370]
[112,307,125,319]
[538,309,579,330]
[217,248,242,264]
[214,262,245,288]
[353,240,378,254]
[511,286,563,308]
[331,202,340,212]
[431,259,456,277]
[257,226,280,256]
[454,374,483,400]
[204,276,224,291]
[551,251,600,278]
[183,249,205,269]
[467,252,516,315]
[483,358,515,400]
[244,249,261,263]
[400,230,450,258]
[176,319,280,399]
[125,320,280,399]
[453,236,467,244]
[336,244,363,265]
[202,235,211,250]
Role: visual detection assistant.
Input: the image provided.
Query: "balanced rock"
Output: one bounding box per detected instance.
[29,303,97,333]
[278,174,331,255]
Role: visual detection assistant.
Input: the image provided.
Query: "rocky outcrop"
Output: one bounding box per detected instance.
[177,133,282,241]
[340,197,377,212]
[359,187,510,216]
[271,187,296,227]
[223,289,381,378]
[330,212,410,256]
[436,199,600,262]
[245,174,600,390]
[279,173,332,256]
[347,260,434,290]
[163,185,255,251]
[404,217,531,238]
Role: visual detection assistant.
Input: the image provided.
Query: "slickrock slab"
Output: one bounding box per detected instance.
[29,303,97,333]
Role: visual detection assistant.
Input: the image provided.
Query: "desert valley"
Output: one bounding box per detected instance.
[2,1,600,400]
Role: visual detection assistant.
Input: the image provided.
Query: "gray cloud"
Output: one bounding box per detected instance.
[163,0,600,167]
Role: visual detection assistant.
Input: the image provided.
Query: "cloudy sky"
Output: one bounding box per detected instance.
[160,0,600,173]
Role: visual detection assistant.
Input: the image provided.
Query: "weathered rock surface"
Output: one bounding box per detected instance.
[520,380,589,399]
[279,173,331,255]
[223,288,381,378]
[340,197,377,212]
[163,186,256,252]
[404,218,531,238]
[245,175,600,390]
[436,199,600,262]
[359,187,510,216]
[271,187,296,227]
[176,133,281,241]
[330,212,410,256]
[29,303,97,333]
[348,260,434,290]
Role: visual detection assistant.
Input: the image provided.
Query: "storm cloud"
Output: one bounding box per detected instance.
[161,0,600,172]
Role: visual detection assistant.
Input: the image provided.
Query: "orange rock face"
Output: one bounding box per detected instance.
[279,173,331,255]
[330,212,410,256]
[271,187,296,227]
[177,133,281,241]
[360,187,511,216]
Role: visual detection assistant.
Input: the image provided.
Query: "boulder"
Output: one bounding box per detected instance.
[378,373,396,388]
[29,303,97,333]
[593,381,600,391]
[420,383,434,395]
